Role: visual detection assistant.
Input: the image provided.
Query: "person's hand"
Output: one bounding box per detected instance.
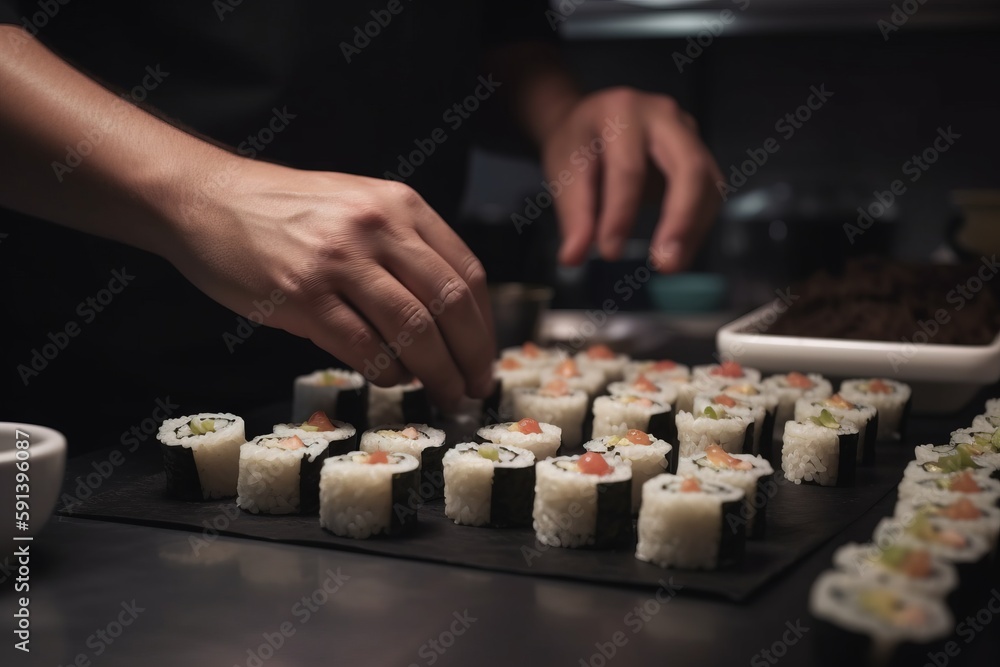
[161,157,495,407]
[541,87,722,272]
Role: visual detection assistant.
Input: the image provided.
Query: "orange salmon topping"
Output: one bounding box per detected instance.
[652,360,677,371]
[940,498,983,520]
[705,444,752,470]
[276,435,305,450]
[539,379,570,397]
[786,372,814,389]
[950,472,982,493]
[587,344,615,360]
[521,342,541,358]
[578,452,612,476]
[632,374,658,393]
[367,451,389,464]
[825,394,854,410]
[679,477,702,492]
[711,361,743,378]
[900,550,933,578]
[867,379,893,394]
[516,418,542,434]
[400,426,420,440]
[555,359,580,378]
[625,429,651,445]
[499,358,522,370]
[305,411,336,431]
[713,394,737,408]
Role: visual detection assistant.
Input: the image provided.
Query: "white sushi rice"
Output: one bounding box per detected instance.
[679,451,773,534]
[493,362,542,421]
[292,369,365,423]
[623,360,690,382]
[795,397,876,462]
[762,373,832,440]
[781,420,855,486]
[539,366,606,399]
[606,379,678,407]
[157,413,245,499]
[499,344,567,368]
[895,498,1000,546]
[366,381,423,426]
[694,395,766,453]
[443,443,535,526]
[584,435,672,512]
[273,419,357,444]
[692,363,761,385]
[984,398,1000,416]
[635,474,745,569]
[319,452,419,539]
[360,423,446,460]
[478,421,562,460]
[972,413,1000,431]
[675,410,752,458]
[900,459,994,484]
[897,472,1000,505]
[532,455,631,548]
[840,379,911,441]
[512,388,588,449]
[236,435,328,514]
[591,395,670,439]
[831,542,958,598]
[873,517,992,564]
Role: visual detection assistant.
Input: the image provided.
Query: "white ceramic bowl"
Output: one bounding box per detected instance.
[716,301,1000,414]
[0,423,67,548]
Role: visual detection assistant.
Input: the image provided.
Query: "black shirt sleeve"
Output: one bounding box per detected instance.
[0,0,21,25]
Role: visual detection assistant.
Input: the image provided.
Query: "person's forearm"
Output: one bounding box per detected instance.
[0,26,233,257]
[486,42,581,146]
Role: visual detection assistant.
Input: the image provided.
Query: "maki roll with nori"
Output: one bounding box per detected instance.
[532,453,632,549]
[539,359,606,399]
[591,394,674,444]
[623,359,690,383]
[895,497,1000,555]
[292,369,368,428]
[574,343,630,383]
[873,515,992,581]
[584,430,674,512]
[319,451,420,539]
[512,379,589,449]
[693,394,768,458]
[361,424,449,500]
[762,372,832,441]
[675,405,754,458]
[478,418,562,461]
[809,571,953,667]
[782,410,859,487]
[831,542,958,598]
[367,380,433,428]
[796,394,878,466]
[492,357,542,422]
[500,341,567,368]
[157,413,245,500]
[679,445,774,538]
[692,360,761,385]
[607,373,679,408]
[897,470,1000,506]
[635,475,746,569]
[273,410,357,456]
[839,378,911,442]
[237,434,330,514]
[443,442,536,528]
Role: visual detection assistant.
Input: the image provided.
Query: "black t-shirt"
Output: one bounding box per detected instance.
[0,1,553,451]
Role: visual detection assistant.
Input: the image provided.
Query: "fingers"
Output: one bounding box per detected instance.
[340,268,468,408]
[595,122,646,261]
[547,126,599,267]
[385,233,495,398]
[646,112,721,273]
[299,293,410,387]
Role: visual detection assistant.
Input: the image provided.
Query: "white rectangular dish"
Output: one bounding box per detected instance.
[716,300,1000,414]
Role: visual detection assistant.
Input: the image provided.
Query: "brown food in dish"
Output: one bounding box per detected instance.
[763,257,1000,345]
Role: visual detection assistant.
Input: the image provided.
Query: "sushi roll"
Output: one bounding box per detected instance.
[674,406,754,458]
[782,410,859,487]
[492,357,541,422]
[809,571,953,667]
[679,445,774,538]
[366,380,432,428]
[832,542,958,599]
[532,453,632,549]
[499,341,566,368]
[361,424,449,501]
[272,410,357,456]
[623,359,690,382]
[895,497,1000,554]
[443,442,536,528]
[157,413,245,500]
[796,394,878,466]
[318,451,420,539]
[606,373,679,407]
[873,516,992,579]
[574,343,629,383]
[972,412,1000,431]
[692,360,761,385]
[762,372,832,441]
[539,359,606,399]
[635,474,746,569]
[512,379,589,449]
[591,394,674,443]
[584,430,674,512]
[237,434,330,514]
[839,378,911,442]
[902,450,990,483]
[897,470,1000,506]
[478,418,561,461]
[292,369,368,428]
[693,394,769,459]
